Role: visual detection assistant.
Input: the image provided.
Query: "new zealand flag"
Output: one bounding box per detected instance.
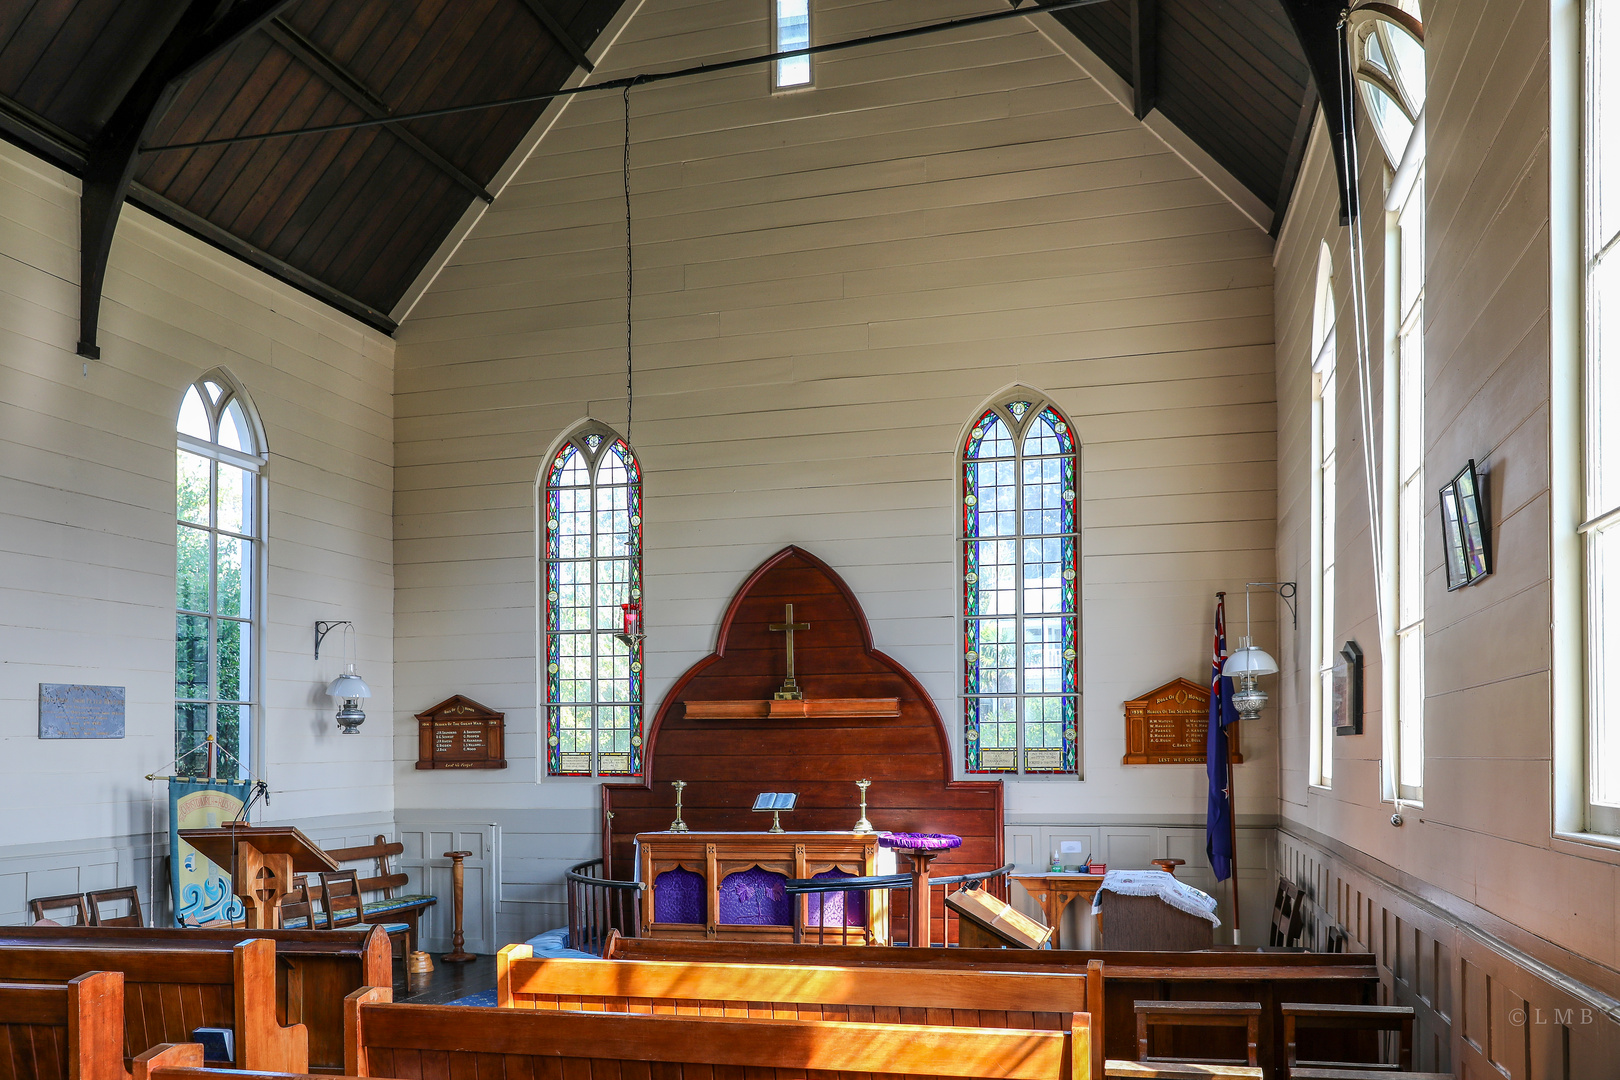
[1206,594,1238,882]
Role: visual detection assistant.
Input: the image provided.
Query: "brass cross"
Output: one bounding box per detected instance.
[769,603,810,700]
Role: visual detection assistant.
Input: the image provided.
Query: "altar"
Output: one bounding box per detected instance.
[637,830,893,944]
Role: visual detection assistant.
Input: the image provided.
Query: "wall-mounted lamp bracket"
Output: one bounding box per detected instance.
[314,620,353,660]
[1244,581,1299,632]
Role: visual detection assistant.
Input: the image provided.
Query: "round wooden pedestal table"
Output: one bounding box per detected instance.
[442,850,475,963]
[878,832,962,948]
[1151,858,1185,876]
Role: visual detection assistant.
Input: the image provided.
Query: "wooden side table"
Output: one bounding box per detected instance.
[442,850,475,963]
[1011,873,1106,949]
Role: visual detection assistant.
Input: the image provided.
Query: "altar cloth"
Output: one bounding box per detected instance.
[1090,869,1221,926]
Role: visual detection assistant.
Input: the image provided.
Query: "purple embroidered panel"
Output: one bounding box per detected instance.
[717,866,791,926]
[653,867,705,924]
[878,832,962,851]
[805,868,865,927]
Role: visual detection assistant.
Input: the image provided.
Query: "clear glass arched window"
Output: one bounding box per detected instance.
[542,423,644,777]
[1348,3,1425,166]
[175,371,266,780]
[1311,244,1338,788]
[962,395,1080,775]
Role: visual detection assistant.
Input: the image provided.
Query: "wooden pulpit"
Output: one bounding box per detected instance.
[180,825,339,929]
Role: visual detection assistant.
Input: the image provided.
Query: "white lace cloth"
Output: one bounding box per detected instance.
[1090,869,1221,926]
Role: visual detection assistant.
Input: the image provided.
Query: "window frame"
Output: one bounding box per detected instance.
[1583,0,1620,835]
[540,421,646,780]
[174,370,267,782]
[1310,244,1338,789]
[772,0,813,91]
[959,393,1081,778]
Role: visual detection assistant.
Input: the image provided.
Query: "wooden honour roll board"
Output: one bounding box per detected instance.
[1122,677,1242,765]
[416,694,507,769]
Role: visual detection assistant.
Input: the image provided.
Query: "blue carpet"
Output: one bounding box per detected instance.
[445,989,498,1007]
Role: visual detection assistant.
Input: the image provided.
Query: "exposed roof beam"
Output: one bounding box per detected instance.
[263,18,494,204]
[1129,0,1157,121]
[514,0,595,73]
[78,0,301,360]
[1278,0,1356,224]
[0,89,396,335]
[1270,78,1320,237]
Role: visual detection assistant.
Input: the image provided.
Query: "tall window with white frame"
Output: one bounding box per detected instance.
[175,373,265,780]
[1350,0,1426,801]
[962,396,1080,776]
[543,424,644,778]
[1311,245,1338,787]
[1584,0,1620,833]
[774,0,811,88]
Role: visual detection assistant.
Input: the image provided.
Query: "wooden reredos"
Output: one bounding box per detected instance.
[602,546,1003,881]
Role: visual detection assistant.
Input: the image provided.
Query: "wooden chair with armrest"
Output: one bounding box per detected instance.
[30,891,92,926]
[87,886,144,927]
[318,869,411,959]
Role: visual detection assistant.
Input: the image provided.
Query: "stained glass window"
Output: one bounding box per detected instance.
[544,424,644,777]
[962,397,1079,775]
[175,371,264,780]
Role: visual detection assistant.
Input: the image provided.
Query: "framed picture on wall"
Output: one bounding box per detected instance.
[1332,640,1363,737]
[1440,459,1492,590]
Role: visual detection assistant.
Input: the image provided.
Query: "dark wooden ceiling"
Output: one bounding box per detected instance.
[0,1,1314,339]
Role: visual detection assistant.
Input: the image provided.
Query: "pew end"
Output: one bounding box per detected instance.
[132,1044,205,1080]
[343,986,393,1077]
[234,939,309,1074]
[494,943,532,1007]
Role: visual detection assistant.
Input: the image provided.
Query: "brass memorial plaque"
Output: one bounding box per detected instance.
[1122,677,1243,765]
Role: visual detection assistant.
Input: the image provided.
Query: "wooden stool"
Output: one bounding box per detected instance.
[1136,1000,1262,1069]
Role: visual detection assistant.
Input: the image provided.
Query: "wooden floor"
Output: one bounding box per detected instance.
[394,953,498,1004]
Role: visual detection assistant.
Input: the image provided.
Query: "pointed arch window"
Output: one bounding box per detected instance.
[962,396,1080,775]
[543,424,645,777]
[175,372,266,780]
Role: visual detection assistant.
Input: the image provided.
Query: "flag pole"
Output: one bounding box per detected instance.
[1228,753,1241,946]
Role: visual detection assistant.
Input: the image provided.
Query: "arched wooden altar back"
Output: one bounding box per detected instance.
[602,547,1004,924]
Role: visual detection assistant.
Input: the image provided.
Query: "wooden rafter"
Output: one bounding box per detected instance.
[262,18,493,204]
[77,0,303,359]
[515,0,596,73]
[1129,0,1158,120]
[1271,78,1321,236]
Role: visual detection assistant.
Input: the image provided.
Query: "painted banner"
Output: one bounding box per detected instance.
[169,777,248,926]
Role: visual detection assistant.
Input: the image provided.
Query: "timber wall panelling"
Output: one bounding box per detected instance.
[1269,0,1620,977]
[394,818,500,954]
[389,0,1282,873]
[0,134,397,850]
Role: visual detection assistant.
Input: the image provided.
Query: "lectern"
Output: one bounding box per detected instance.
[180,825,339,929]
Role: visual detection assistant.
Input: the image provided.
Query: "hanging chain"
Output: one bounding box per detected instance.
[623,83,634,447]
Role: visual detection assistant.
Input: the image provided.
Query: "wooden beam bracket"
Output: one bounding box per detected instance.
[515,0,595,73]
[1129,0,1158,120]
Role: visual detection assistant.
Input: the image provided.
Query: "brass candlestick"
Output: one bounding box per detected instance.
[853,779,874,834]
[668,780,689,832]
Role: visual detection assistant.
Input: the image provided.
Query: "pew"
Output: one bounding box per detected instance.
[0,935,309,1072]
[0,925,390,1074]
[0,971,127,1080]
[603,935,1379,1077]
[344,986,1097,1080]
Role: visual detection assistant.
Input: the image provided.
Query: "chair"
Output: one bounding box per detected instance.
[87,885,144,926]
[279,879,317,930]
[29,892,91,925]
[1271,878,1306,947]
[318,869,411,959]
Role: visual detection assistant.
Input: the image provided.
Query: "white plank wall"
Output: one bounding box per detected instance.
[1271,0,1620,1050]
[0,140,397,869]
[392,0,1280,868]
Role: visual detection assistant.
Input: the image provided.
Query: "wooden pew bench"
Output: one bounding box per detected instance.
[0,925,390,1075]
[498,946,1107,1078]
[0,971,127,1080]
[0,934,311,1073]
[345,987,1097,1080]
[603,935,1380,1078]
